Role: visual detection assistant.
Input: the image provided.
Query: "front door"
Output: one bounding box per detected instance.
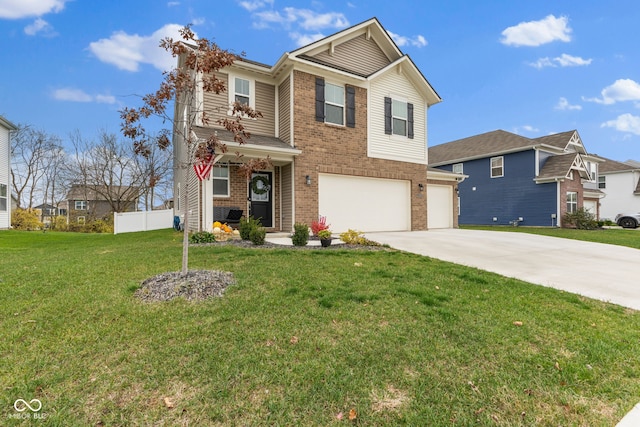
[249,172,273,227]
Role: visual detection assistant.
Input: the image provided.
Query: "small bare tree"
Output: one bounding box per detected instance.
[10,125,64,208]
[121,25,270,275]
[66,130,148,216]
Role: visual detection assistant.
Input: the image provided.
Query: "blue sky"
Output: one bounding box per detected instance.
[1,0,639,162]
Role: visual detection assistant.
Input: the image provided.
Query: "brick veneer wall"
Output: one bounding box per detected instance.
[559,175,584,226]
[292,70,429,230]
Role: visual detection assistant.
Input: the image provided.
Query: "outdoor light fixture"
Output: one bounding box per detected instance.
[305,175,311,185]
[418,183,424,192]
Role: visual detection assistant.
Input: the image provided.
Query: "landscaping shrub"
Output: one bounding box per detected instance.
[291,222,309,246]
[310,216,330,236]
[563,208,598,230]
[189,231,217,244]
[339,229,380,246]
[11,208,43,230]
[50,215,68,231]
[249,227,266,245]
[86,219,114,233]
[239,216,260,240]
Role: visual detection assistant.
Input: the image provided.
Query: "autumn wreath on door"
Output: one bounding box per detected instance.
[251,175,270,195]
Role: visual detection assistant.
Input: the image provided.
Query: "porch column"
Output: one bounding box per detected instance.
[203,176,213,232]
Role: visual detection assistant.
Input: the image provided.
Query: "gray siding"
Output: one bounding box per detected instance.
[201,72,276,138]
[278,76,291,144]
[254,81,276,136]
[281,164,292,232]
[312,34,391,76]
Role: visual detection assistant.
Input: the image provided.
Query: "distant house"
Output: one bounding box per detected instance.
[596,157,640,220]
[172,17,450,233]
[1,115,18,229]
[33,203,66,225]
[429,129,603,227]
[65,184,139,224]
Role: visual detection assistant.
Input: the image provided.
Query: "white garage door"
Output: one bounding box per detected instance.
[427,184,453,229]
[318,174,411,232]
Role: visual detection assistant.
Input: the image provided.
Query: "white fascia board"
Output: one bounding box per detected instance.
[368,56,441,105]
[289,56,367,83]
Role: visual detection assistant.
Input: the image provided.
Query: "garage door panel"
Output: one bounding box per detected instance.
[318,174,410,232]
[427,184,453,229]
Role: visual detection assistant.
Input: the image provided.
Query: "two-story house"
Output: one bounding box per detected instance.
[65,184,139,224]
[173,18,445,233]
[429,129,603,227]
[1,115,18,230]
[596,157,640,221]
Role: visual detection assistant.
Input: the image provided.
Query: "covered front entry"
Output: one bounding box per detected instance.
[318,173,411,232]
[427,184,454,229]
[249,172,273,227]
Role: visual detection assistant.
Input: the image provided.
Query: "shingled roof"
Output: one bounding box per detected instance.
[598,157,640,173]
[429,129,583,166]
[536,153,590,181]
[428,130,535,165]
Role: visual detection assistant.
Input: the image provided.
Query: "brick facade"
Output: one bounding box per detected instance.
[291,70,429,230]
[559,174,584,225]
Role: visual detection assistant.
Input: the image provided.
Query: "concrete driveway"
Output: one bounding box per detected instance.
[367,229,640,311]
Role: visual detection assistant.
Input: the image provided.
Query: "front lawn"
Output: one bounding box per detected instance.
[1,229,639,426]
[462,225,640,250]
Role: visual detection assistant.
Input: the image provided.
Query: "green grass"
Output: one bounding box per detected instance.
[1,229,639,426]
[462,225,640,250]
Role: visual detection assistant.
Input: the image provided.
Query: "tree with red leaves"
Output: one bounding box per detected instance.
[121,25,270,275]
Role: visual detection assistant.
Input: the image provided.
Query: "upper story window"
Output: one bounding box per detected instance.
[0,184,7,212]
[598,175,606,189]
[234,77,250,106]
[75,200,87,210]
[324,83,344,126]
[315,78,355,128]
[213,165,229,197]
[384,97,413,138]
[490,156,504,178]
[452,163,463,174]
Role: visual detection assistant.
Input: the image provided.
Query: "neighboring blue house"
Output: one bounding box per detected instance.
[428,129,603,227]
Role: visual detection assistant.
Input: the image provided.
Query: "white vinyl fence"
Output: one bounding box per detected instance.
[113,209,174,234]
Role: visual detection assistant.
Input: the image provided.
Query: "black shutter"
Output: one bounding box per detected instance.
[407,102,414,139]
[315,78,325,122]
[384,97,392,135]
[346,86,355,128]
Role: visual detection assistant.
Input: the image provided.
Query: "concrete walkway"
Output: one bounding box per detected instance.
[366,229,640,311]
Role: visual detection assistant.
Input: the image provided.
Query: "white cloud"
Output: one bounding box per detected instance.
[584,79,640,105]
[88,24,188,72]
[167,1,180,6]
[289,32,325,47]
[388,31,428,48]
[24,17,56,36]
[514,125,540,134]
[238,0,274,12]
[601,113,640,135]
[555,97,582,111]
[0,0,68,19]
[248,5,348,44]
[555,53,591,67]
[52,88,116,104]
[530,53,591,69]
[501,15,572,47]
